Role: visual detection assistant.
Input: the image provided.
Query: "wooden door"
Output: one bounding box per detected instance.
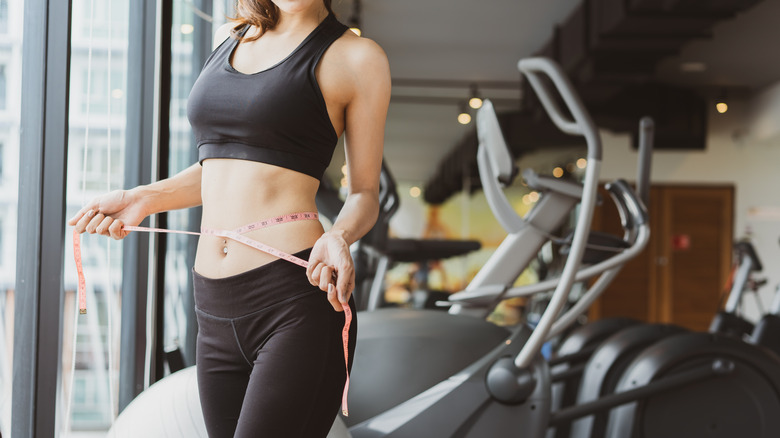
[589,184,733,331]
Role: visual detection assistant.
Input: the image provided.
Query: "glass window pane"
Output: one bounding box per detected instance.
[0,0,21,433]
[163,0,234,372]
[165,0,197,368]
[0,0,7,36]
[62,0,129,434]
[0,65,6,111]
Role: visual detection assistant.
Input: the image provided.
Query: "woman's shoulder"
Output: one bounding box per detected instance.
[213,21,238,50]
[317,25,391,104]
[331,31,388,69]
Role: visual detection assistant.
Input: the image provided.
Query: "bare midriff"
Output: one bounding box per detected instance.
[193,158,326,279]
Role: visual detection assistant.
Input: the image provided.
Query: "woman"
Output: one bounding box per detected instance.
[69,0,391,436]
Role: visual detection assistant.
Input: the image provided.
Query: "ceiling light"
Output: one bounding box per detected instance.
[409,186,421,198]
[457,102,471,125]
[180,24,194,35]
[468,84,483,109]
[552,167,564,178]
[680,61,706,73]
[576,158,587,169]
[716,88,728,114]
[348,0,362,37]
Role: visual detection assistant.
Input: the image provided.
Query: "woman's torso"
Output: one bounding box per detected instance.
[191,13,350,278]
[193,159,325,278]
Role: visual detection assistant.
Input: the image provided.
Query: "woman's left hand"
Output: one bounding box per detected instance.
[306,230,354,312]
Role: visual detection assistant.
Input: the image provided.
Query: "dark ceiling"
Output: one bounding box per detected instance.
[331,0,780,203]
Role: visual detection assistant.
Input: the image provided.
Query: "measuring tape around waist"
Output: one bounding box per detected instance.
[72,210,353,416]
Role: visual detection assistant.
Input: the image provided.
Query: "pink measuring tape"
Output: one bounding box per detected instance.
[72,210,353,416]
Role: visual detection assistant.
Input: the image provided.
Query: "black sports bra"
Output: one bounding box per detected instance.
[187,14,348,181]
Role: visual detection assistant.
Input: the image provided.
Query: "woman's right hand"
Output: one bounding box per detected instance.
[68,189,148,240]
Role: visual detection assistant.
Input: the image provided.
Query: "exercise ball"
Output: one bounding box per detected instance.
[107,365,351,437]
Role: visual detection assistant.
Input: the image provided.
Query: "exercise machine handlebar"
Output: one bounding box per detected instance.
[518,57,602,161]
[513,57,602,369]
[636,117,654,207]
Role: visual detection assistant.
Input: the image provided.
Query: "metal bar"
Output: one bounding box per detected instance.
[548,345,598,366]
[392,78,521,90]
[548,361,728,426]
[153,0,174,383]
[367,256,390,311]
[119,0,157,412]
[513,58,602,370]
[550,363,588,382]
[13,0,72,436]
[771,284,780,316]
[636,117,654,207]
[725,257,753,313]
[390,95,520,106]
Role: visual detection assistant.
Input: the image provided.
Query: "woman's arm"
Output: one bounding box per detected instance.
[306,36,391,310]
[68,162,203,239]
[329,39,392,246]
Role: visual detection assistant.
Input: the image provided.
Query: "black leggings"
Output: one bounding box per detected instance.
[193,248,357,438]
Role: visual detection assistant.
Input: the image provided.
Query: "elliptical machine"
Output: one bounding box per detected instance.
[545,116,656,435]
[340,57,650,437]
[550,236,769,437]
[565,238,774,438]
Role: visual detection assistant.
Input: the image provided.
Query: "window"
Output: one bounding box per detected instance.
[62,0,130,434]
[0,0,8,35]
[75,66,124,116]
[73,0,128,41]
[0,218,4,267]
[1,0,18,435]
[0,65,6,111]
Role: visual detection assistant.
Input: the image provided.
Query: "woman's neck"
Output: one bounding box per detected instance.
[274,4,328,34]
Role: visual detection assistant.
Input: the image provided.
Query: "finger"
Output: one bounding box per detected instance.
[68,204,95,226]
[306,255,323,285]
[309,263,323,287]
[108,220,127,240]
[95,216,114,236]
[85,213,106,234]
[328,283,344,312]
[74,209,97,234]
[305,255,316,281]
[336,265,354,304]
[342,274,355,304]
[318,265,333,292]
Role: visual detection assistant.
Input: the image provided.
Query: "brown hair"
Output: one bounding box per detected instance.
[230,0,334,43]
